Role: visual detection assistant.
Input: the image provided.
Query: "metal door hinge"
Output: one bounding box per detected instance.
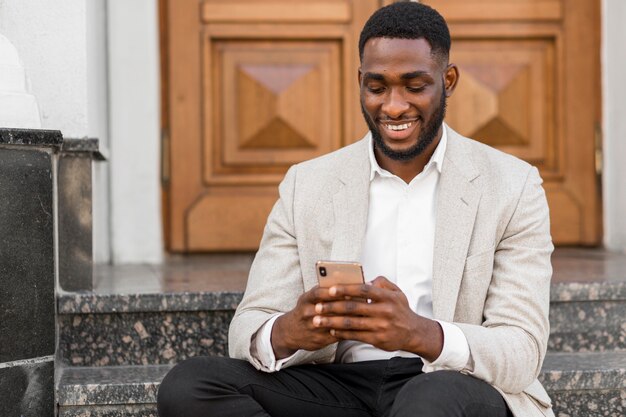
[161,128,170,185]
[594,122,603,177]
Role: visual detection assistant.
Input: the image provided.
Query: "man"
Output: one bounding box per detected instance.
[157,3,554,416]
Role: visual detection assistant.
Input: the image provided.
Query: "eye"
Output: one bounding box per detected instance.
[366,85,385,94]
[407,85,426,93]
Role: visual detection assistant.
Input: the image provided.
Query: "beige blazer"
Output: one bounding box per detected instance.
[229,125,555,417]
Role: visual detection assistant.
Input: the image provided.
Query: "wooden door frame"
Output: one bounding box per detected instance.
[159,0,171,250]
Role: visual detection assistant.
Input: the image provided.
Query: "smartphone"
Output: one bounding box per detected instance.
[316,260,365,287]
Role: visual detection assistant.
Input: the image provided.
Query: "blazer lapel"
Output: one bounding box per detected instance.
[330,136,371,262]
[432,128,482,321]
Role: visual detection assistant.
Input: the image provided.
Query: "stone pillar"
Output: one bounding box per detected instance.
[0,128,62,417]
[57,138,105,292]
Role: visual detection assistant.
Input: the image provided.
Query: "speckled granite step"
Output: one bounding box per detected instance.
[56,351,626,417]
[57,291,239,366]
[56,280,626,367]
[549,281,626,352]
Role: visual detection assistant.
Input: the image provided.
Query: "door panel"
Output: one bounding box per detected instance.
[165,0,375,251]
[433,0,601,244]
[165,0,601,251]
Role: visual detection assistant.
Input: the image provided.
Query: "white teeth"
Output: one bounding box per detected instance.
[385,122,412,131]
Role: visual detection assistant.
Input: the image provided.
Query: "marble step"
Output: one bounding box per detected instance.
[56,351,626,417]
[56,280,626,367]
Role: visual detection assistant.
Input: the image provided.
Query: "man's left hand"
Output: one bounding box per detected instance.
[312,276,444,362]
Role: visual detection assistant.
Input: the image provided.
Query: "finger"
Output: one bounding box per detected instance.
[330,329,379,344]
[302,331,339,349]
[328,283,385,301]
[313,315,375,331]
[303,286,337,303]
[300,304,318,319]
[370,276,401,291]
[315,300,373,316]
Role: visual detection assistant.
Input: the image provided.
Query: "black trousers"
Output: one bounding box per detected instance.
[157,356,513,417]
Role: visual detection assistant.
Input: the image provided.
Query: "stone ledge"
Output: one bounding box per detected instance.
[61,138,107,160]
[539,351,626,391]
[57,364,170,406]
[57,291,242,314]
[551,281,626,302]
[58,404,157,417]
[57,280,626,315]
[0,127,62,147]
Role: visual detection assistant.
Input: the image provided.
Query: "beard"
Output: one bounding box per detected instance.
[361,86,447,162]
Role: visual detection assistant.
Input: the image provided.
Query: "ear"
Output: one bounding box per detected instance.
[443,64,459,97]
[357,67,363,86]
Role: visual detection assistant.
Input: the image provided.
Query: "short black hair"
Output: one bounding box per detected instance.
[358,2,451,64]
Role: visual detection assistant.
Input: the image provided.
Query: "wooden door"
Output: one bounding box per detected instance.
[164,0,376,251]
[435,0,602,245]
[164,0,601,252]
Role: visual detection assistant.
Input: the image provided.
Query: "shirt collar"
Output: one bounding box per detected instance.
[368,124,448,181]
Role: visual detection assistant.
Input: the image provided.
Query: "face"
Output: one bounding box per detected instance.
[359,37,458,161]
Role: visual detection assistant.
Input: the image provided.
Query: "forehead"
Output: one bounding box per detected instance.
[361,37,437,74]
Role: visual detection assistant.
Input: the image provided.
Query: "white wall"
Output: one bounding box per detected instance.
[603,0,626,252]
[107,0,163,264]
[0,0,89,137]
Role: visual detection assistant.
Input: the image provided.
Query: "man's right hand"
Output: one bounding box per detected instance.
[271,286,340,359]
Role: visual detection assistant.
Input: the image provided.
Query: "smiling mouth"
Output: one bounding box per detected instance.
[384,122,413,131]
[379,118,419,135]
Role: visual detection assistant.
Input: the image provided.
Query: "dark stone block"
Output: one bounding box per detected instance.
[0,358,54,417]
[0,148,56,362]
[58,155,93,291]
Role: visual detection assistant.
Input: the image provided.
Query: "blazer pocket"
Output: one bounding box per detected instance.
[464,246,495,273]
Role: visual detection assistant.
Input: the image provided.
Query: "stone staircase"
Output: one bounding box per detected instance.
[55,250,626,417]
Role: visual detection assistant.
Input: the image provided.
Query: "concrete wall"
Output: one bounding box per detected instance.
[603,0,626,252]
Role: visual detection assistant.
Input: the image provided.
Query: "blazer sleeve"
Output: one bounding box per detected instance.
[228,165,336,369]
[455,166,553,394]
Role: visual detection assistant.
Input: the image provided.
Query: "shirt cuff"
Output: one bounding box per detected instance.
[421,320,470,372]
[252,313,299,372]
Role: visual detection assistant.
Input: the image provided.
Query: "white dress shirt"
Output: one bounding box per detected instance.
[254,126,470,373]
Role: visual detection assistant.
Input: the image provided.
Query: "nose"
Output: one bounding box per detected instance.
[381,88,410,119]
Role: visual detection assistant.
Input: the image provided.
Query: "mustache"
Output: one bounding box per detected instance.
[377,117,419,123]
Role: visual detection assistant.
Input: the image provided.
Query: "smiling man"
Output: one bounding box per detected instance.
[157,3,555,417]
